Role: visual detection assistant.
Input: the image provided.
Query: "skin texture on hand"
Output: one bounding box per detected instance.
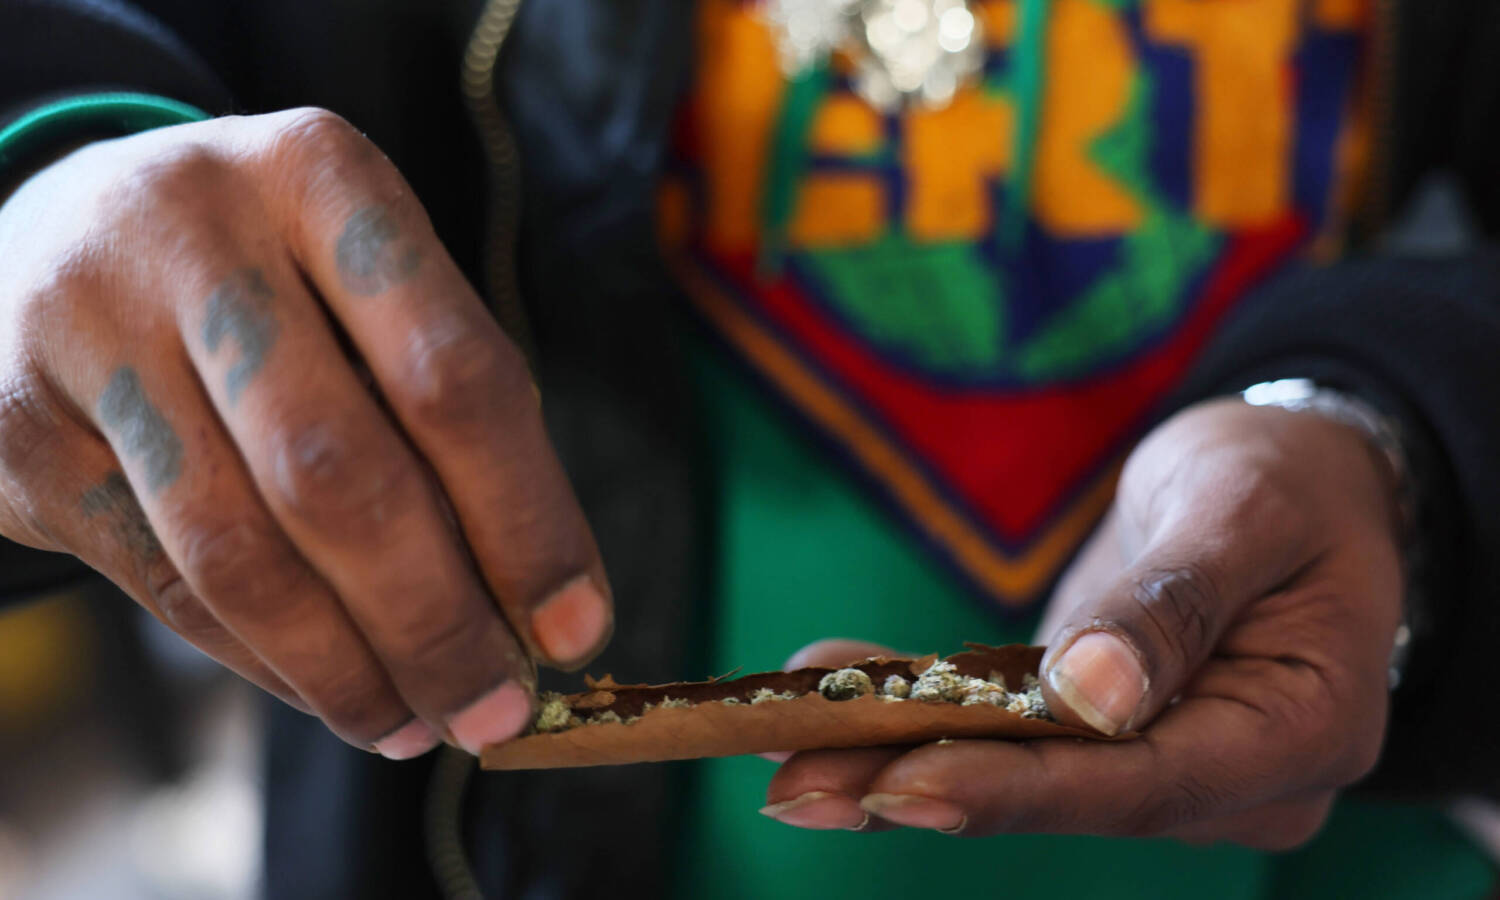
[762,399,1405,849]
[0,109,614,760]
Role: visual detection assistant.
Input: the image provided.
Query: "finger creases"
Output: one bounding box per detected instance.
[268,148,611,671]
[176,253,537,754]
[84,350,416,747]
[845,654,1366,839]
[26,405,309,712]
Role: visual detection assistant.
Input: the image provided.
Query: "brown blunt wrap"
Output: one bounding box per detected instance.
[482,644,1128,770]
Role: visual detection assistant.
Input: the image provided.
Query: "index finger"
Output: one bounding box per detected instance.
[256,108,612,670]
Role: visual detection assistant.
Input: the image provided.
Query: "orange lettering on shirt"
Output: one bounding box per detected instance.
[1146,0,1300,227]
[904,89,1015,241]
[1033,0,1141,236]
[696,0,786,252]
[809,94,884,156]
[977,0,1019,47]
[789,175,887,246]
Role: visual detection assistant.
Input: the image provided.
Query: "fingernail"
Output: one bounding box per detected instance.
[1046,631,1147,736]
[759,792,869,831]
[860,794,966,833]
[447,680,532,755]
[372,719,441,761]
[530,575,611,666]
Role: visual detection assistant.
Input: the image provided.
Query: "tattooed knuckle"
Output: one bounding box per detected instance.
[97,367,184,494]
[202,268,278,404]
[267,419,412,531]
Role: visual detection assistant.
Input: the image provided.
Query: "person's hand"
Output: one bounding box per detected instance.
[0,109,612,759]
[760,398,1405,848]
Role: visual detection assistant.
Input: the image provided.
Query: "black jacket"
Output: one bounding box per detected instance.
[2,1,1498,896]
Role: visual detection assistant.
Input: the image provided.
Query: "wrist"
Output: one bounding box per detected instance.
[1240,378,1422,687]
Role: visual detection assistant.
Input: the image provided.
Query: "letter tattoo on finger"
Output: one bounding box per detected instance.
[335,205,422,296]
[81,472,163,562]
[202,268,279,404]
[97,367,183,494]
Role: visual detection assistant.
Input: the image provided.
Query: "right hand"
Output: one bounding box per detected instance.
[0,108,613,759]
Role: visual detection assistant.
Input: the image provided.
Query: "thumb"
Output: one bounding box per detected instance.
[1040,514,1303,736]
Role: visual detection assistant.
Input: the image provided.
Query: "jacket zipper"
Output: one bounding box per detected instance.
[422,9,531,900]
[461,0,535,366]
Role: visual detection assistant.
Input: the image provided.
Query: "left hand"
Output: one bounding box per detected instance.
[760,397,1406,849]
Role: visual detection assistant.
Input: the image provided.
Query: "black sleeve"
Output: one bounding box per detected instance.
[0,0,231,605]
[1387,0,1500,238]
[0,0,230,125]
[1170,249,1500,801]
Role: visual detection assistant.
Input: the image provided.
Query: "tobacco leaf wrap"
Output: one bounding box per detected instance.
[482,644,1127,770]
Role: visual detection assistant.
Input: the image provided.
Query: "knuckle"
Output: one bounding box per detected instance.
[259,108,385,204]
[386,602,489,673]
[1127,773,1233,837]
[178,518,292,615]
[1131,563,1217,664]
[0,370,61,478]
[307,663,403,742]
[266,418,412,531]
[1249,803,1333,852]
[13,245,103,336]
[1341,737,1384,784]
[174,517,327,639]
[152,576,230,646]
[400,319,523,431]
[266,107,363,162]
[1223,464,1307,541]
[118,142,230,208]
[1273,662,1381,786]
[1325,715,1385,785]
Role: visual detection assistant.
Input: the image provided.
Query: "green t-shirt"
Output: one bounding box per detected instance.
[675,345,1495,900]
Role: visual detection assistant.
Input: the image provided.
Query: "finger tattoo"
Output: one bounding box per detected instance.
[335,205,422,296]
[97,367,183,494]
[202,267,279,404]
[81,471,163,561]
